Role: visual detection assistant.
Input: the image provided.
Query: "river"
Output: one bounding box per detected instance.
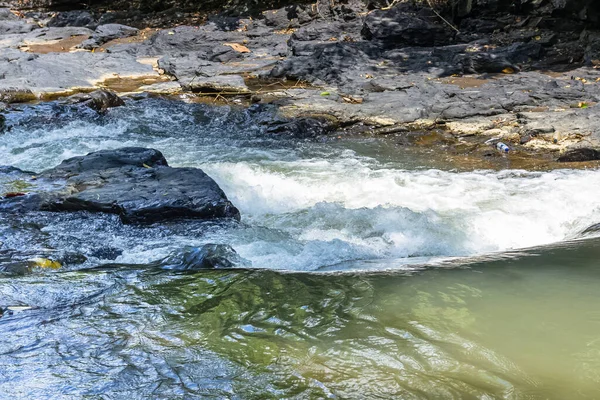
[1,98,599,399]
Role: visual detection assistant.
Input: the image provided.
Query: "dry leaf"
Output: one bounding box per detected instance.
[30,258,62,270]
[224,43,251,53]
[274,28,296,35]
[502,67,515,74]
[342,96,364,104]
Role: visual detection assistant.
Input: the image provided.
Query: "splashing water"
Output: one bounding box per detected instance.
[1,99,599,271]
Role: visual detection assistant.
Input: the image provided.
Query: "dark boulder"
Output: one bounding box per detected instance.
[44,147,168,175]
[87,90,125,112]
[262,6,298,30]
[89,246,123,260]
[267,116,337,138]
[64,90,125,112]
[557,148,600,162]
[0,148,241,224]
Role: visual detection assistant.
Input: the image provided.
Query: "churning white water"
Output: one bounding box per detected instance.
[2,99,599,271]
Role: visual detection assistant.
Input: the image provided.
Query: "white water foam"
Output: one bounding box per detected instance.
[204,159,600,269]
[2,102,600,271]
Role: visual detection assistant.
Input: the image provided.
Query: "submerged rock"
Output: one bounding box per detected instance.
[162,244,250,270]
[557,148,600,162]
[0,147,241,223]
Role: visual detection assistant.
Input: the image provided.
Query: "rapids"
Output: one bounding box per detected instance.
[0,99,598,271]
[1,98,600,399]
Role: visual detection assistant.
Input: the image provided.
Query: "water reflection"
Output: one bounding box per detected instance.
[2,238,599,398]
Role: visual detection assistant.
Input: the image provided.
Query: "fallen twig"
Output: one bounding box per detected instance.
[380,0,460,34]
[426,0,460,33]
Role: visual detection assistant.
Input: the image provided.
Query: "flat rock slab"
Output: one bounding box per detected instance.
[0,48,159,98]
[0,26,94,49]
[79,23,138,50]
[0,147,240,223]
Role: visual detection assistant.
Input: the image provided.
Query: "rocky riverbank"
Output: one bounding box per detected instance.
[1,0,600,159]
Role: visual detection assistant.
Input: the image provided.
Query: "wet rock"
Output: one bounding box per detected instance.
[557,148,600,162]
[582,223,600,236]
[89,247,123,260]
[163,244,250,270]
[267,116,337,138]
[79,23,138,50]
[0,87,37,103]
[46,148,168,174]
[0,245,68,274]
[64,90,125,112]
[0,148,241,223]
[87,90,126,112]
